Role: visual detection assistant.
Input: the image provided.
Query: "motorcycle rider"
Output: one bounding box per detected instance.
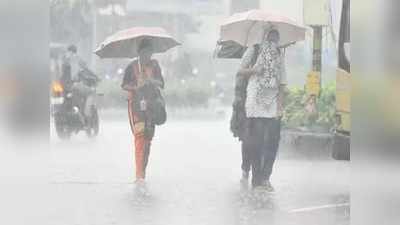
[61,44,94,125]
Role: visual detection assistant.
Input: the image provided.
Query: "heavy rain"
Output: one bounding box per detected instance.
[0,0,358,225]
[47,0,350,224]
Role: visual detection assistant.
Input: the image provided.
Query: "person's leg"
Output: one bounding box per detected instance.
[134,133,149,194]
[143,138,151,179]
[129,101,143,181]
[248,119,267,188]
[244,119,256,187]
[83,92,96,118]
[240,140,251,188]
[244,119,257,187]
[241,141,251,176]
[73,83,89,113]
[262,118,281,183]
[70,84,86,124]
[134,133,146,180]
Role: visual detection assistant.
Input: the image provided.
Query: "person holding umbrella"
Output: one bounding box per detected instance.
[95,27,179,190]
[219,9,305,192]
[121,39,164,188]
[238,27,288,191]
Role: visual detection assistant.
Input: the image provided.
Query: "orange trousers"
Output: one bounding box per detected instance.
[128,100,152,180]
[134,133,151,179]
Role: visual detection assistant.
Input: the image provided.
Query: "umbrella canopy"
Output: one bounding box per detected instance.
[95,27,181,58]
[220,9,306,47]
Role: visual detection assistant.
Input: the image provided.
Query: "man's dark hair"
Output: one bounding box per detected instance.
[67,44,77,54]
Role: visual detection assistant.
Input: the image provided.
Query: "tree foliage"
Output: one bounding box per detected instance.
[50,0,93,42]
[282,82,336,132]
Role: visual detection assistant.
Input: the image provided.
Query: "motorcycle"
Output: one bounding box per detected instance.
[51,69,101,139]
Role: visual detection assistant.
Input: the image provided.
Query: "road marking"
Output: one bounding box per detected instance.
[51,181,134,185]
[289,203,350,213]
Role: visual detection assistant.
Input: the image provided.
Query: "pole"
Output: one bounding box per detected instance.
[312,26,323,73]
[305,25,323,122]
[305,25,323,98]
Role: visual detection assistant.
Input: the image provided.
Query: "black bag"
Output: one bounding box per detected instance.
[214,40,247,59]
[149,91,167,126]
[133,82,167,126]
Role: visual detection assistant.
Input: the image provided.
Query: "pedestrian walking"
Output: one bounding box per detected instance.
[95,27,179,191]
[238,27,288,191]
[121,39,165,187]
[230,44,260,189]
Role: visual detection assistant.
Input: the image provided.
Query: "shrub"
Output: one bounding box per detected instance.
[282,82,336,132]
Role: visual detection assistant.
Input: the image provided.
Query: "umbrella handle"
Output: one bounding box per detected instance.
[138,58,142,74]
[138,58,146,85]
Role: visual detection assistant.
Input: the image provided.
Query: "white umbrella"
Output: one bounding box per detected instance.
[220,9,306,47]
[95,26,180,59]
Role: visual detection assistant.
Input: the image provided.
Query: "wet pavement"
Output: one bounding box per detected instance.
[50,118,349,225]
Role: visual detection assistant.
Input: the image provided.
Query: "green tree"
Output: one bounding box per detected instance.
[50,0,93,43]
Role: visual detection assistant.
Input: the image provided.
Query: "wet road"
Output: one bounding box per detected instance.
[50,117,349,225]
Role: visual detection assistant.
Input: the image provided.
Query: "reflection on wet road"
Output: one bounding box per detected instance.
[50,119,349,225]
